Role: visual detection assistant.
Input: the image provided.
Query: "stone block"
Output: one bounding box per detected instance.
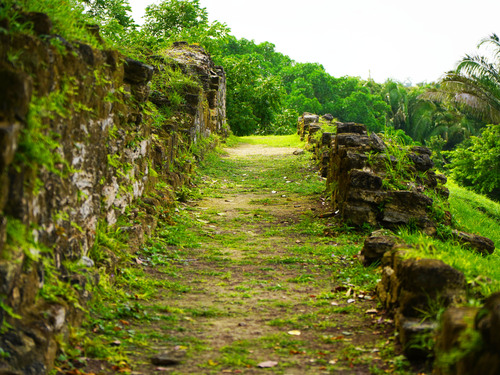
[451,230,495,255]
[397,314,438,360]
[349,169,383,190]
[342,202,377,226]
[337,122,367,135]
[321,132,334,146]
[409,152,434,172]
[0,122,21,172]
[336,133,371,149]
[397,258,466,294]
[303,113,319,125]
[369,132,386,152]
[124,58,154,84]
[361,231,397,265]
[0,69,33,122]
[19,12,52,35]
[476,292,500,352]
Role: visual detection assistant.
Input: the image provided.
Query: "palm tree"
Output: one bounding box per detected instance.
[425,34,500,124]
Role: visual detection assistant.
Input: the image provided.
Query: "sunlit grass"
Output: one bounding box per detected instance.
[447,179,500,247]
[397,229,500,297]
[236,134,306,148]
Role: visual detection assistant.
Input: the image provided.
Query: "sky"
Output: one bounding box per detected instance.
[128,0,500,84]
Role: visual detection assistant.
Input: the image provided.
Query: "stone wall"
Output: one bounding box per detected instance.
[299,112,498,371]
[362,232,500,373]
[0,12,226,375]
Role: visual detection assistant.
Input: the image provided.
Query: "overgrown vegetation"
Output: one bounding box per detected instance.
[4,0,499,196]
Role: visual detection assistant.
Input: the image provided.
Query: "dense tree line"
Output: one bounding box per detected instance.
[7,0,499,199]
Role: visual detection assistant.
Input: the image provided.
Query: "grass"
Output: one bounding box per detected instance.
[447,179,500,247]
[229,134,306,148]
[397,229,500,297]
[57,134,449,374]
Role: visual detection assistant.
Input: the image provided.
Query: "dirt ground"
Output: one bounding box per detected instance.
[79,143,414,375]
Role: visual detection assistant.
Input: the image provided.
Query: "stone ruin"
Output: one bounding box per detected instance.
[299,112,449,235]
[298,112,498,373]
[0,10,226,375]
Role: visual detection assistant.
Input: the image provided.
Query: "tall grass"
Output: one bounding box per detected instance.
[447,180,500,247]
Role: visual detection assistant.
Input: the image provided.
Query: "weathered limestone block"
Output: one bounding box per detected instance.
[349,169,383,190]
[304,113,319,125]
[337,122,367,135]
[433,295,500,375]
[397,257,465,294]
[397,314,438,360]
[335,133,372,150]
[124,58,154,84]
[381,190,435,231]
[451,230,495,255]
[409,146,434,173]
[369,132,386,152]
[0,69,33,122]
[342,202,378,226]
[476,292,500,353]
[321,132,334,146]
[361,230,397,265]
[376,248,467,360]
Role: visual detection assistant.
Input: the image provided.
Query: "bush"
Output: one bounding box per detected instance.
[445,124,500,200]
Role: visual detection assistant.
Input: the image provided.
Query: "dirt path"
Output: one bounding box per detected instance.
[77,142,407,375]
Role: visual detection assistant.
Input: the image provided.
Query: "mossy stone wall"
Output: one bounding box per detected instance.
[0,16,226,374]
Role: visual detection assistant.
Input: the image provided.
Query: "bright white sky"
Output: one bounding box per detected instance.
[129,0,500,84]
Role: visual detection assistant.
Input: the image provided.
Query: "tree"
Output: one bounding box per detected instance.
[141,0,228,52]
[445,124,500,200]
[425,34,500,124]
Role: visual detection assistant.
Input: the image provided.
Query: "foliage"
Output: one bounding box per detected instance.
[214,37,389,136]
[398,230,500,298]
[447,179,500,247]
[1,0,99,45]
[445,124,500,199]
[78,0,137,44]
[381,80,485,149]
[425,34,500,124]
[141,0,229,53]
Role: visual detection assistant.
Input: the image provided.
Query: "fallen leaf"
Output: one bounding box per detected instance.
[365,309,378,315]
[347,299,355,304]
[288,330,301,336]
[207,359,218,366]
[257,361,278,368]
[325,335,344,341]
[329,359,338,365]
[119,320,130,326]
[134,257,144,265]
